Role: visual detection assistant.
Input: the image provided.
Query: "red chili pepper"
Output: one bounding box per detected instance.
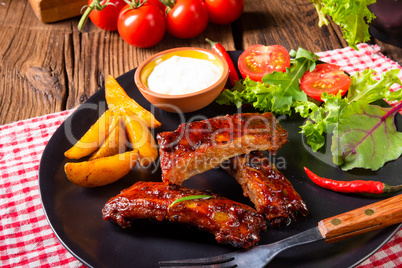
[304,167,402,194]
[205,38,240,86]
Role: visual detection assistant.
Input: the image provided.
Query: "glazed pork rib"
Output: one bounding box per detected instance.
[102,181,267,248]
[157,113,288,185]
[223,151,308,226]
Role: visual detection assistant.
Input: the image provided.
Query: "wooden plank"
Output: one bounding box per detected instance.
[0,0,235,125]
[239,0,402,65]
[0,26,67,124]
[1,0,399,126]
[240,0,346,52]
[0,0,72,124]
[372,40,402,65]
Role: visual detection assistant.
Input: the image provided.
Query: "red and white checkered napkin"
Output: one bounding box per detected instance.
[317,43,402,107]
[1,44,401,268]
[0,110,84,268]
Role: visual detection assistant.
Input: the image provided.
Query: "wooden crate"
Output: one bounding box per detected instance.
[28,0,87,23]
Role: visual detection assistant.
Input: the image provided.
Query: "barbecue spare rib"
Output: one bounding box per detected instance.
[222,151,308,226]
[157,113,288,185]
[102,181,267,248]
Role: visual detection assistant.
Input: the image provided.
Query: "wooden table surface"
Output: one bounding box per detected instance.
[1,0,401,125]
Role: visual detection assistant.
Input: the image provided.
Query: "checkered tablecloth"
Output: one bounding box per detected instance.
[1,44,401,267]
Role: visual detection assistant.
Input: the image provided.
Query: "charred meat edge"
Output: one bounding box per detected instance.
[157,113,288,185]
[102,181,267,248]
[223,151,308,226]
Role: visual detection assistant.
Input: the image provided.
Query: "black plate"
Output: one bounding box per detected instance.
[39,51,402,268]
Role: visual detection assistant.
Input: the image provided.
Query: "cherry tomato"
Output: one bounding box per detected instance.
[300,63,351,101]
[205,0,245,25]
[87,0,126,31]
[165,0,209,39]
[238,45,291,82]
[117,2,166,48]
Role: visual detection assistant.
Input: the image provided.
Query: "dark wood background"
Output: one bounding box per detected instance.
[0,0,401,125]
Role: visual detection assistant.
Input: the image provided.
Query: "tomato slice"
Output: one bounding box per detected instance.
[300,63,351,101]
[238,45,290,82]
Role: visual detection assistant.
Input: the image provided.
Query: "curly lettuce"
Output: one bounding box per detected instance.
[311,0,376,50]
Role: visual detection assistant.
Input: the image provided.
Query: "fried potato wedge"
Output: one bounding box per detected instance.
[105,75,161,129]
[90,115,127,160]
[65,109,113,159]
[64,149,138,187]
[123,113,158,166]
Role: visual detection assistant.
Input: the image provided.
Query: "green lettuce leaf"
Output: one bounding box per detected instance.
[216,46,402,170]
[215,77,278,112]
[298,92,348,151]
[332,100,402,170]
[262,48,317,113]
[302,69,402,153]
[311,0,330,27]
[347,69,402,103]
[216,47,318,114]
[311,0,376,50]
[261,47,317,113]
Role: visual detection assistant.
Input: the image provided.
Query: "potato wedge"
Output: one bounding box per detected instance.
[90,115,127,160]
[123,113,158,166]
[105,75,161,129]
[64,149,139,187]
[65,109,113,159]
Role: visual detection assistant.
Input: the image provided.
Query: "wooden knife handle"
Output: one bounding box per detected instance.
[318,194,402,243]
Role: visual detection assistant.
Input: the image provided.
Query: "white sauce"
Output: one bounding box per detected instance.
[147,56,222,95]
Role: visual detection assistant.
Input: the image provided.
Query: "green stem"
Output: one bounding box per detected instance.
[78,0,117,31]
[159,0,174,14]
[383,183,402,193]
[168,195,213,209]
[78,2,96,32]
[125,0,147,9]
[205,38,217,47]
